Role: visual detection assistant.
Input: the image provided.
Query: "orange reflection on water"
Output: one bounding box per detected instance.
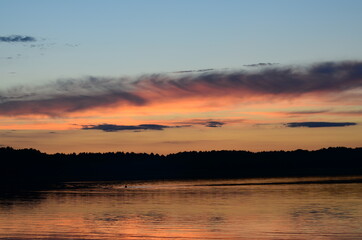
[1,178,362,239]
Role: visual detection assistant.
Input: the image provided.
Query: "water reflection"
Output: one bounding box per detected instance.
[1,176,362,239]
[0,191,45,211]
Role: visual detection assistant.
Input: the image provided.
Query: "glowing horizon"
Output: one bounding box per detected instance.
[0,62,361,154]
[1,1,362,154]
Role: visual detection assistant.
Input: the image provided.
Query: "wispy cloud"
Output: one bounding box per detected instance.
[330,110,362,116]
[284,110,331,115]
[0,78,145,116]
[172,68,215,74]
[0,35,36,43]
[243,63,278,67]
[174,119,230,128]
[280,109,362,116]
[82,124,171,132]
[204,121,224,127]
[1,61,362,117]
[285,122,357,128]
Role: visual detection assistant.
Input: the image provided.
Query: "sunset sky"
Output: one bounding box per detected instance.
[1,0,362,154]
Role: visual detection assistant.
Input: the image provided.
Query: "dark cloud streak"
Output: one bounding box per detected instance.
[205,121,225,127]
[0,35,36,42]
[174,119,228,128]
[82,124,171,132]
[81,120,225,132]
[172,68,215,74]
[243,63,278,67]
[285,122,357,128]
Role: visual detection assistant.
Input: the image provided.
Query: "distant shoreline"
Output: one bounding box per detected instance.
[1,146,362,189]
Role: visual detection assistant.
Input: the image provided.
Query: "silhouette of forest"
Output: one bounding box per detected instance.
[1,147,362,189]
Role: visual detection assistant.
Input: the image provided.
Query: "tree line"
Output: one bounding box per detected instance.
[1,147,362,187]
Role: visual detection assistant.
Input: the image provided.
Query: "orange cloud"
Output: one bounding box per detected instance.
[0,61,361,118]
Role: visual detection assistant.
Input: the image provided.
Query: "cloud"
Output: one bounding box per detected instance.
[204,121,224,127]
[82,124,171,132]
[172,68,215,74]
[174,119,228,128]
[1,61,362,117]
[331,110,362,115]
[0,78,146,116]
[281,109,362,116]
[286,110,330,115]
[243,63,278,67]
[0,35,36,43]
[133,61,362,102]
[285,122,357,128]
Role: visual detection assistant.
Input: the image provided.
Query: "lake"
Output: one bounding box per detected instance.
[1,176,362,240]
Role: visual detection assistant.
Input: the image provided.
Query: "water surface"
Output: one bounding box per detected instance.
[1,176,362,239]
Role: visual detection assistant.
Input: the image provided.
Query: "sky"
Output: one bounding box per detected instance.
[1,0,362,154]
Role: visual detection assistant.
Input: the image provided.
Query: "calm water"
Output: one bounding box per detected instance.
[1,176,362,240]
